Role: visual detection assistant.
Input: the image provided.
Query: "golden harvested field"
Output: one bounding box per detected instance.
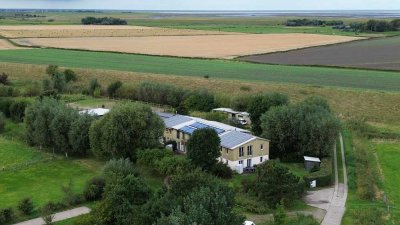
[0,25,231,38]
[0,39,22,50]
[12,33,363,59]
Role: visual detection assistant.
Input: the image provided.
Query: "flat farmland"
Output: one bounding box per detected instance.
[0,48,399,91]
[12,33,362,59]
[0,25,231,38]
[241,36,400,71]
[0,39,22,50]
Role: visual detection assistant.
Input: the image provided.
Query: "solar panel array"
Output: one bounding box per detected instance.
[179,122,225,135]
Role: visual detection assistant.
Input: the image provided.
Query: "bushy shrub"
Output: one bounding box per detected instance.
[102,158,138,182]
[0,72,9,85]
[9,100,28,122]
[156,156,193,176]
[52,72,66,93]
[64,69,77,83]
[107,81,123,98]
[41,201,66,213]
[46,65,59,77]
[0,98,13,117]
[83,177,106,201]
[184,89,217,112]
[135,81,188,107]
[18,198,34,215]
[88,79,101,97]
[211,162,233,179]
[0,84,15,97]
[115,84,136,99]
[0,208,14,224]
[0,112,5,133]
[23,81,42,97]
[137,149,173,168]
[353,207,386,225]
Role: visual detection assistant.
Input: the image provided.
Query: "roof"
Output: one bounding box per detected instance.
[304,156,321,163]
[220,130,256,149]
[79,108,110,116]
[213,108,249,117]
[157,113,267,149]
[163,115,193,128]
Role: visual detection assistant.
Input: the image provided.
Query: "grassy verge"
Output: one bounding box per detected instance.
[0,49,399,91]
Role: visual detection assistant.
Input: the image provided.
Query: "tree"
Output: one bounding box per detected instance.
[52,72,66,93]
[89,103,165,159]
[261,99,340,160]
[184,89,216,112]
[83,177,106,201]
[156,180,244,225]
[46,65,59,77]
[18,198,34,215]
[251,160,304,207]
[64,69,77,83]
[25,98,60,147]
[248,92,289,135]
[94,175,150,225]
[107,81,123,98]
[68,114,94,156]
[187,128,221,171]
[50,106,79,156]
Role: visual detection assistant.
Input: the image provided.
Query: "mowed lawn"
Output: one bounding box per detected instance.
[0,138,100,208]
[0,49,399,91]
[376,142,400,222]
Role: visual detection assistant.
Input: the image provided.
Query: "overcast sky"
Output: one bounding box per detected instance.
[0,0,399,10]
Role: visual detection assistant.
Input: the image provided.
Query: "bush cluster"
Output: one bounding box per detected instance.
[286,19,344,26]
[81,17,127,25]
[350,19,400,32]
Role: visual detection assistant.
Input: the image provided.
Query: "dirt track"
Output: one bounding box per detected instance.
[0,25,232,38]
[12,33,362,59]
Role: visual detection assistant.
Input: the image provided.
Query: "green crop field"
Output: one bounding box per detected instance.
[0,48,399,91]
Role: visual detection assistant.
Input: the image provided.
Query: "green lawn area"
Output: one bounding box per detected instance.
[0,49,399,91]
[375,142,400,222]
[0,134,102,209]
[0,137,46,168]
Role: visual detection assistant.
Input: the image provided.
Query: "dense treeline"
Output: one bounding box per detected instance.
[350,19,400,32]
[81,16,128,25]
[260,96,340,161]
[286,19,344,26]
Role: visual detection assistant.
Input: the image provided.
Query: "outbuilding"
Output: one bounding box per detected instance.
[304,156,321,171]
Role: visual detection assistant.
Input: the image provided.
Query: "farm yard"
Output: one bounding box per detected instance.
[241,36,400,71]
[0,25,231,38]
[11,33,362,59]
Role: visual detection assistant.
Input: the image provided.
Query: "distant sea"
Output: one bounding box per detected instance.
[148,10,400,18]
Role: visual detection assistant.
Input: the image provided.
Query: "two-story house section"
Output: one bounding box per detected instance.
[157,112,270,171]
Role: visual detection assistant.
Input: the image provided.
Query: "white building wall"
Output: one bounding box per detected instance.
[222,154,269,171]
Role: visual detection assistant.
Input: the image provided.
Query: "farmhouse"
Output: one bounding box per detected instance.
[212,107,251,125]
[158,112,269,171]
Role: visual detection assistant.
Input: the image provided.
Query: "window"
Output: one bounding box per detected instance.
[239,160,243,165]
[176,131,180,139]
[182,133,185,140]
[226,148,229,154]
[260,144,264,150]
[247,159,252,168]
[247,145,253,156]
[239,147,244,157]
[260,157,263,162]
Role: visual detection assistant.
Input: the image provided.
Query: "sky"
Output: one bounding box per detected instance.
[0,0,399,10]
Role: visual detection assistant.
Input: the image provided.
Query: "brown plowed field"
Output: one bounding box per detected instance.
[12,33,362,59]
[241,36,400,71]
[0,25,232,38]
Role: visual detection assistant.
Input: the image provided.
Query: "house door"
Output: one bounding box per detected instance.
[247,159,252,168]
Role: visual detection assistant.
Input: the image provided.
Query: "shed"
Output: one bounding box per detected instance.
[304,156,321,171]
